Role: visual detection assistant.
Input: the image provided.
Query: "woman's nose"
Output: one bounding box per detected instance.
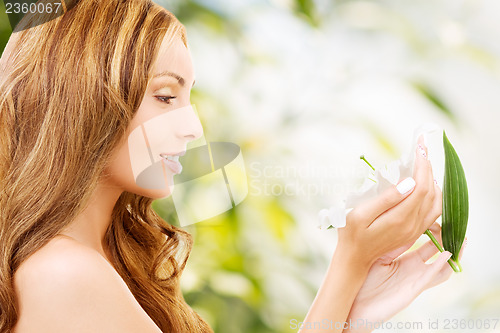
[176,105,204,142]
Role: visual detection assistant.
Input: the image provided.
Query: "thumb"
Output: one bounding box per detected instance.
[355,177,416,227]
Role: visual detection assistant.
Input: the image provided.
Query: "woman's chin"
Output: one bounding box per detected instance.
[150,186,174,199]
[134,185,174,200]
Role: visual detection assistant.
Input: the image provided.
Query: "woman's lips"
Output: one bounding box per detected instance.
[162,158,183,174]
[160,153,184,175]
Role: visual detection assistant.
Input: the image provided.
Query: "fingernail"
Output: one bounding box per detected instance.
[417,144,428,159]
[444,251,452,260]
[397,177,416,195]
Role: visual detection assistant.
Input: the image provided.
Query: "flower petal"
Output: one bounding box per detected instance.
[401,122,441,176]
[317,123,442,231]
[317,202,348,229]
[318,208,331,229]
[378,160,401,185]
[345,177,378,209]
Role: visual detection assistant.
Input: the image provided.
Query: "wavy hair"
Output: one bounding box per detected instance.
[0,0,212,332]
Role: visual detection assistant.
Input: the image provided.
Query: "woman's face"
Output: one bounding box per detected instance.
[104,34,203,199]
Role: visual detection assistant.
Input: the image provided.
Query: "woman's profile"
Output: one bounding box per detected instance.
[0,1,463,332]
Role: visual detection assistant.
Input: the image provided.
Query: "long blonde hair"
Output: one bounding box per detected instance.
[0,0,212,331]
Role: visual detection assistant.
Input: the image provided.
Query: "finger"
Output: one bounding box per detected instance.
[416,251,453,291]
[417,134,427,157]
[370,137,430,226]
[420,155,439,229]
[416,136,437,222]
[428,225,466,272]
[449,237,467,262]
[422,188,442,231]
[427,222,444,248]
[416,240,440,263]
[431,184,442,218]
[428,230,466,285]
[432,240,466,286]
[428,221,442,235]
[352,177,416,227]
[379,241,415,264]
[439,237,467,277]
[415,135,435,192]
[422,136,435,190]
[389,137,431,214]
[429,253,456,287]
[417,182,437,232]
[425,152,437,205]
[458,237,467,261]
[411,136,429,198]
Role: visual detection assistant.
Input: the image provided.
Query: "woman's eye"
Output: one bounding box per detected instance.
[155,96,176,104]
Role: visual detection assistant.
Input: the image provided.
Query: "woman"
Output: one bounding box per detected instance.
[0,1,461,332]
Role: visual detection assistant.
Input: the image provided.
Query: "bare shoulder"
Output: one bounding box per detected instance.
[13,236,161,333]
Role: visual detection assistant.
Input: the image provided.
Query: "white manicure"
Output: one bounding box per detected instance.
[397,177,416,194]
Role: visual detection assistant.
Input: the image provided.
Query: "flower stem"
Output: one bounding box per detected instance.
[360,155,375,171]
[424,229,461,272]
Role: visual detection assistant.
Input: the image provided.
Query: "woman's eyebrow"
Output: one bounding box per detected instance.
[153,71,185,86]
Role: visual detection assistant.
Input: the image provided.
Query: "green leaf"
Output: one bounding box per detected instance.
[294,0,320,27]
[442,131,469,266]
[412,82,457,123]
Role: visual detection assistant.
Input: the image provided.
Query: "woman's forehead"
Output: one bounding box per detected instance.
[153,36,194,81]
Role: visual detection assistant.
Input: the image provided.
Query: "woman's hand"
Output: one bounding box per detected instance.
[343,223,466,333]
[300,137,443,333]
[337,135,441,268]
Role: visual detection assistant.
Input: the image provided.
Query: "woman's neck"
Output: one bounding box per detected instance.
[57,180,123,262]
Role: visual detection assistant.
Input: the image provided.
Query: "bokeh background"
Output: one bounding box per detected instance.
[2,0,499,332]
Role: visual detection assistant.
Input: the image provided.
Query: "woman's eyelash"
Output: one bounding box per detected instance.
[155,96,176,104]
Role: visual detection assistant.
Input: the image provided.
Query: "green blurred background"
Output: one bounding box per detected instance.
[2,1,500,332]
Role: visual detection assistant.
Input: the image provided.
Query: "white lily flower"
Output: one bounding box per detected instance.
[318,203,349,229]
[317,123,441,230]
